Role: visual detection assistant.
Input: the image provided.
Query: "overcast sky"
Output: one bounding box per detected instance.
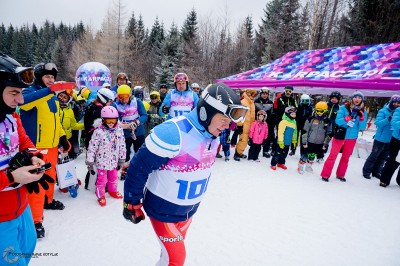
[1,0,268,33]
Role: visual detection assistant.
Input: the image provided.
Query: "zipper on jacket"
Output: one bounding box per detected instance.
[38,124,42,142]
[53,113,57,147]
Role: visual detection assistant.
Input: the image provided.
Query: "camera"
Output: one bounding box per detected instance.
[28,162,52,174]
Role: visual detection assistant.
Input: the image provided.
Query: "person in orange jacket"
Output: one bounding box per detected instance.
[19,62,70,238]
[234,89,256,161]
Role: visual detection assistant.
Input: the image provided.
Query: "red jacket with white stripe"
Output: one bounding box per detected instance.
[0,113,35,222]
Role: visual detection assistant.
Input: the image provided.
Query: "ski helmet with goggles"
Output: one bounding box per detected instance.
[0,52,34,89]
[97,88,114,105]
[0,52,34,120]
[117,84,131,96]
[197,83,248,131]
[329,91,342,100]
[285,106,296,117]
[300,94,311,105]
[34,62,58,88]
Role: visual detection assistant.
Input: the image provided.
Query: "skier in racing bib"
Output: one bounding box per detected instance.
[123,82,248,265]
[159,72,199,119]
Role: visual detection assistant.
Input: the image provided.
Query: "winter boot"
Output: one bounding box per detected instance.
[379,181,388,187]
[216,153,223,158]
[277,164,287,170]
[44,199,65,210]
[264,152,271,158]
[305,161,314,172]
[68,184,79,198]
[240,154,247,159]
[321,177,329,182]
[336,176,346,182]
[233,151,241,161]
[316,158,324,164]
[297,161,306,174]
[109,191,123,199]
[98,196,106,207]
[271,165,277,170]
[120,165,129,180]
[225,156,230,162]
[35,222,45,238]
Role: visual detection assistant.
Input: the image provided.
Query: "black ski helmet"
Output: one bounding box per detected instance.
[0,52,34,120]
[197,82,245,131]
[34,62,58,88]
[330,91,342,101]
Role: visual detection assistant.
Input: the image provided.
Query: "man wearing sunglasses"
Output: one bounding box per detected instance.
[0,52,50,263]
[159,73,199,120]
[123,82,248,266]
[19,62,70,238]
[159,84,168,102]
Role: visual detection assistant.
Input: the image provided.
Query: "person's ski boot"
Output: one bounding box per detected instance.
[297,161,305,174]
[98,196,106,207]
[35,222,45,238]
[44,199,65,210]
[109,191,123,199]
[305,161,314,172]
[68,184,79,198]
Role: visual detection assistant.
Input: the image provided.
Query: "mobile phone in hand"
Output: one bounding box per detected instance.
[29,162,52,174]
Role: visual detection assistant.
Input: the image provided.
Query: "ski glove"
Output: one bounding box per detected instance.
[59,135,71,152]
[26,173,55,194]
[235,126,243,135]
[123,202,145,224]
[162,105,170,114]
[130,120,140,130]
[85,161,95,175]
[344,115,352,122]
[117,159,125,171]
[358,110,364,121]
[278,141,285,149]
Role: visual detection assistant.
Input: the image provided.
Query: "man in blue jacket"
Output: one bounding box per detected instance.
[159,73,199,119]
[363,95,400,179]
[123,82,247,266]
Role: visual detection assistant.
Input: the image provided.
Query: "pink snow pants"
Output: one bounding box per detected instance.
[150,217,192,266]
[321,138,357,179]
[95,168,118,198]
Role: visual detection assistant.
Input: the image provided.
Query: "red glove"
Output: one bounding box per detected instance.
[123,202,145,224]
[358,111,364,121]
[344,116,352,122]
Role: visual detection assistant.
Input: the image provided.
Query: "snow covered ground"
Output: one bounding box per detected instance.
[30,127,400,266]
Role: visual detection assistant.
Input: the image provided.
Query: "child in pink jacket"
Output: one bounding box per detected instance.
[86,106,126,206]
[248,110,269,162]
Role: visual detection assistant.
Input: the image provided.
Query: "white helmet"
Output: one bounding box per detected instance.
[97,88,115,104]
[300,94,311,105]
[191,83,200,88]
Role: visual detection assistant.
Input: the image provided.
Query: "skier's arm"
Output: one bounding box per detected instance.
[19,87,54,110]
[124,121,180,205]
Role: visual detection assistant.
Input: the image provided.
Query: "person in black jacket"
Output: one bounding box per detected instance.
[291,94,313,156]
[316,91,341,163]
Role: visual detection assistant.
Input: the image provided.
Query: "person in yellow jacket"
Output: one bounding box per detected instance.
[57,90,84,159]
[234,89,257,161]
[19,63,70,238]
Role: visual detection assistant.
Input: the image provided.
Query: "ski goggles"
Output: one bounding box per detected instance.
[315,109,327,115]
[118,94,130,100]
[2,67,35,87]
[174,73,188,82]
[150,94,158,99]
[202,92,248,123]
[40,63,58,72]
[103,118,118,124]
